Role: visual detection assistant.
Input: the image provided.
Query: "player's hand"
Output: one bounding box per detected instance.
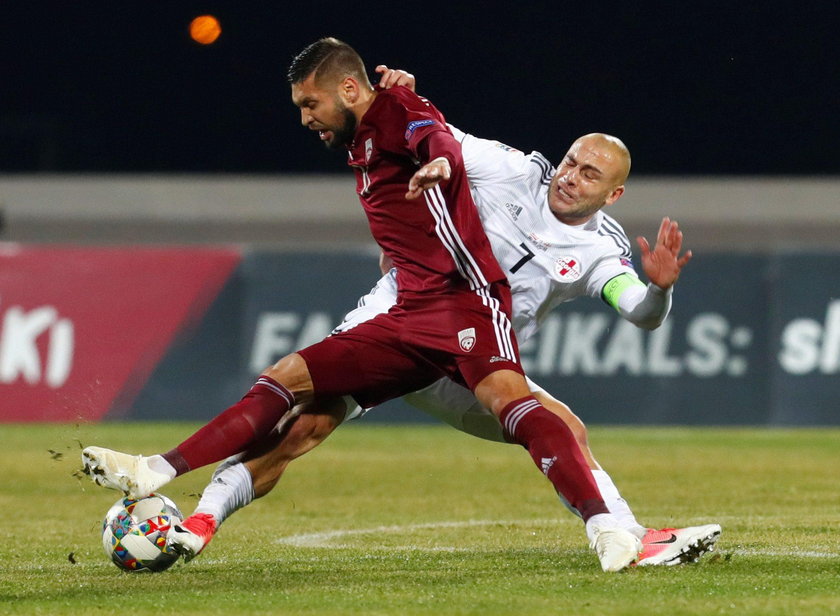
[375,65,416,91]
[406,157,451,199]
[637,217,692,289]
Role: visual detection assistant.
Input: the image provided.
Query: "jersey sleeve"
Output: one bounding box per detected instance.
[451,127,522,185]
[581,213,638,298]
[613,281,672,330]
[586,261,672,330]
[415,130,463,171]
[376,86,452,161]
[446,125,556,193]
[584,256,639,300]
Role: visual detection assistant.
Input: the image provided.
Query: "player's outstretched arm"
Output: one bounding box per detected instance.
[636,217,692,290]
[608,217,690,330]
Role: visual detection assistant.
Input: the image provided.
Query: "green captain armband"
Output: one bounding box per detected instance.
[602,273,646,312]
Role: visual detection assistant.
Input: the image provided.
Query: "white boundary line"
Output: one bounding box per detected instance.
[275,518,561,550]
[274,519,840,559]
[732,548,840,559]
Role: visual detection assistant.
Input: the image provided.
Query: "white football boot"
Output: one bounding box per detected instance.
[590,527,643,572]
[81,446,170,499]
[635,524,722,566]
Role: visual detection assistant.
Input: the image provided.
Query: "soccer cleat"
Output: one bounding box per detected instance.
[591,527,643,572]
[81,446,170,499]
[166,513,218,562]
[635,524,722,566]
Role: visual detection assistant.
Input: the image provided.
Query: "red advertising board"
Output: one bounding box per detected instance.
[0,244,240,422]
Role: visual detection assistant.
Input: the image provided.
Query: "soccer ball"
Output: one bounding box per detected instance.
[101,493,183,572]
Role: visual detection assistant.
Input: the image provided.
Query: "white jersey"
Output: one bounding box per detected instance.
[452,126,637,341]
[338,127,664,442]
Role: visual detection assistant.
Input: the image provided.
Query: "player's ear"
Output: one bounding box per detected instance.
[339,76,361,105]
[605,185,625,207]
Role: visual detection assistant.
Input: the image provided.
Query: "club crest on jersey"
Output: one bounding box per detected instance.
[555,257,581,281]
[405,119,435,140]
[364,138,373,163]
[458,327,476,352]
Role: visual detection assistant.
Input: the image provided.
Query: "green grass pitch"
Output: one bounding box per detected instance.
[1,422,839,615]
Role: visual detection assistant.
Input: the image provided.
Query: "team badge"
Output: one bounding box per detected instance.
[555,257,582,281]
[458,327,476,352]
[364,138,373,163]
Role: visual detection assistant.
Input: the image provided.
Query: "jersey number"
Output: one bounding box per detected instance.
[509,242,535,274]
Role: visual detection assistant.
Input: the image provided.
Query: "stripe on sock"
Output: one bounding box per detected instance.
[503,398,541,436]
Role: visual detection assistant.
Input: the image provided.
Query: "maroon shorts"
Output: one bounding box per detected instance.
[297,282,523,408]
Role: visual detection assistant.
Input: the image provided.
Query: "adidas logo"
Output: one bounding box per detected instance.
[541,456,556,475]
[504,202,523,219]
[489,356,506,363]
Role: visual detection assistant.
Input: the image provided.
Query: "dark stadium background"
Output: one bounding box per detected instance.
[2,2,836,175]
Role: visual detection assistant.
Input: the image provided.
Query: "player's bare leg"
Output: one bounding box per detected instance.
[166,399,346,561]
[473,369,641,572]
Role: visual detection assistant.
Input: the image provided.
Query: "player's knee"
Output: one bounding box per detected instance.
[474,370,532,416]
[263,353,315,403]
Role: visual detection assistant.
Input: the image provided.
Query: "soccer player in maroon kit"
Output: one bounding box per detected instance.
[82,38,641,571]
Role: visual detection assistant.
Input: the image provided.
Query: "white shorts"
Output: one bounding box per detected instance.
[340,269,546,444]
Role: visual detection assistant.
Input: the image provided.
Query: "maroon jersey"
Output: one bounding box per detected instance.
[346,86,505,294]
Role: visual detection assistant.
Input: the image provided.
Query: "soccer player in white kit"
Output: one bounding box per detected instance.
[160,68,719,567]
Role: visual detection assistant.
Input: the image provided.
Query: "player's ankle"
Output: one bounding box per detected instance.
[147,455,177,480]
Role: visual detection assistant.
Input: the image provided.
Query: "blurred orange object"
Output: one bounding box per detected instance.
[190,15,221,45]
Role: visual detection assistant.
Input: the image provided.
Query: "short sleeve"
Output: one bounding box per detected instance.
[448,127,530,187]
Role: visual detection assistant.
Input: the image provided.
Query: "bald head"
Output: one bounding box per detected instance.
[573,133,631,187]
[547,133,632,225]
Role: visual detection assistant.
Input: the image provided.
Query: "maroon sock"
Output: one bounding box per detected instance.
[500,396,608,522]
[162,376,294,475]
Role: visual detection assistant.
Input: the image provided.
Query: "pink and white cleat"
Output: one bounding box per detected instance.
[636,524,722,566]
[166,513,218,562]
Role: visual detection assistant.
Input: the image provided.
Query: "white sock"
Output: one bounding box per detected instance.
[592,470,646,539]
[193,459,255,525]
[584,512,622,544]
[147,455,177,479]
